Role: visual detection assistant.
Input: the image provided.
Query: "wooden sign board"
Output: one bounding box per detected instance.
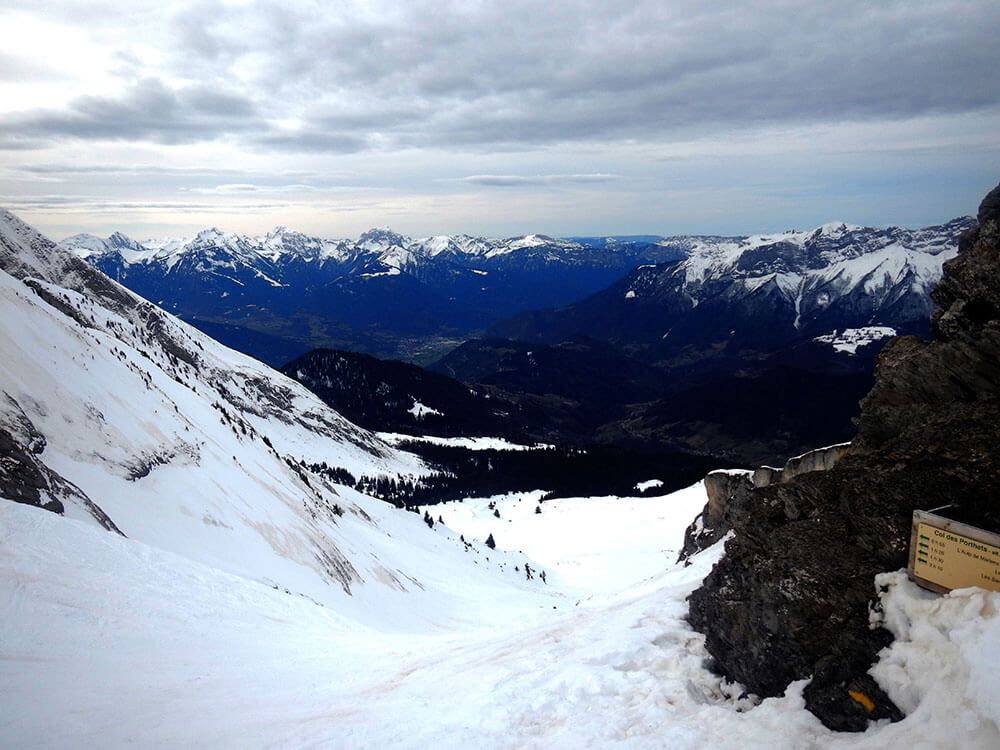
[908,510,1000,594]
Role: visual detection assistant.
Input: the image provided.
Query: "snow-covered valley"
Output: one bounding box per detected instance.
[4,487,1000,748]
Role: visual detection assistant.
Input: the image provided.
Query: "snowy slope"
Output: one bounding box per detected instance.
[814,326,897,354]
[421,486,710,595]
[3,491,999,748]
[0,208,560,627]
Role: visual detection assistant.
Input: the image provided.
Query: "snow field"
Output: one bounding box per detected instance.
[422,484,710,596]
[5,493,999,748]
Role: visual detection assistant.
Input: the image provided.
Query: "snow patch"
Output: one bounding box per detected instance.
[407,400,443,419]
[635,478,663,492]
[814,326,897,354]
[377,433,551,451]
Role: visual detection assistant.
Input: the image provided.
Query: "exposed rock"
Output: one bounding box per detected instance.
[0,393,122,533]
[680,443,851,563]
[686,182,1000,732]
[752,442,850,488]
[679,470,753,561]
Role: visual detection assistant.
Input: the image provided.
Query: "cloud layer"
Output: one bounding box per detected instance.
[0,0,998,236]
[4,1,999,153]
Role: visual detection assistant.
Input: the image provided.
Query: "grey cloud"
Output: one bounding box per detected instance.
[6,0,1000,156]
[459,174,621,187]
[0,135,47,151]
[0,195,288,212]
[183,183,320,194]
[0,52,67,82]
[0,0,128,21]
[254,131,369,154]
[0,78,260,146]
[14,165,324,180]
[17,165,254,177]
[166,0,1000,153]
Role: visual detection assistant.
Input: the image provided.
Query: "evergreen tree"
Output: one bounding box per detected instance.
[485,533,496,549]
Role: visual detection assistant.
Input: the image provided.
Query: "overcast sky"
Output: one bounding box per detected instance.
[1,0,998,240]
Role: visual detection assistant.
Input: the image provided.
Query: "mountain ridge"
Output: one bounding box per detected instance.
[490,217,972,362]
[59,217,971,365]
[60,218,970,272]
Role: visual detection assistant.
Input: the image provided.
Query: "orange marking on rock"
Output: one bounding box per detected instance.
[848,689,875,713]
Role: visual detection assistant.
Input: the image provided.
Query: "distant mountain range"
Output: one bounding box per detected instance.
[227,214,971,464]
[490,218,973,364]
[61,219,972,368]
[61,228,686,364]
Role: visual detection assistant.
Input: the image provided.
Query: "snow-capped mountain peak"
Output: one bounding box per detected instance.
[490,216,975,353]
[107,230,138,248]
[193,226,229,242]
[358,227,411,249]
[59,232,111,258]
[810,221,862,238]
[55,215,975,365]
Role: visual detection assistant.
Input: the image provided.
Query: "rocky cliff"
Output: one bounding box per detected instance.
[685,182,1000,731]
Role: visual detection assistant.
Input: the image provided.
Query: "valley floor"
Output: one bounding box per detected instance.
[2,484,999,749]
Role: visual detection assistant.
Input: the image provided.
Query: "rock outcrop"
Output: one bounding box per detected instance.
[686,182,1000,731]
[679,469,753,560]
[680,443,851,563]
[0,393,122,533]
[751,442,850,488]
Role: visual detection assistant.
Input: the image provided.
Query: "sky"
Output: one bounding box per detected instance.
[0,0,998,241]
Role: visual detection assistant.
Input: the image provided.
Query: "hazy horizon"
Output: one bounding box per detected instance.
[41,213,977,247]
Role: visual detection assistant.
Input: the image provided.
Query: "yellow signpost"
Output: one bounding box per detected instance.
[909,510,1000,594]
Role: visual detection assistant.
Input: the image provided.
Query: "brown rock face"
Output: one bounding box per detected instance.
[686,182,1000,731]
